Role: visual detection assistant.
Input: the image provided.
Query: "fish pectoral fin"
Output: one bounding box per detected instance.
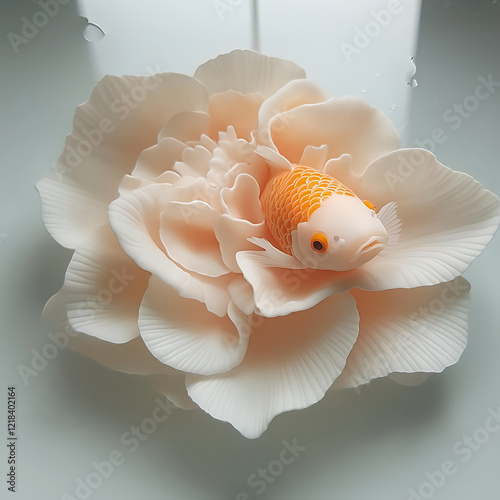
[377,201,402,251]
[247,237,307,269]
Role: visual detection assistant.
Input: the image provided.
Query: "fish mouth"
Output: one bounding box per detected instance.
[350,237,386,262]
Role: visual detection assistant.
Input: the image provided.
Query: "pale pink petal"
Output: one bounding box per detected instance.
[42,292,175,376]
[299,144,329,170]
[186,292,359,438]
[139,276,249,376]
[194,49,306,98]
[335,278,470,389]
[50,226,149,343]
[220,173,264,224]
[236,249,354,317]
[209,91,264,141]
[268,97,400,173]
[256,79,328,147]
[36,73,208,249]
[214,215,267,272]
[344,150,500,290]
[172,145,212,178]
[160,200,230,278]
[158,111,211,143]
[132,137,185,180]
[108,184,231,316]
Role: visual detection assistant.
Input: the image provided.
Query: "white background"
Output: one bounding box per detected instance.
[1,1,499,499]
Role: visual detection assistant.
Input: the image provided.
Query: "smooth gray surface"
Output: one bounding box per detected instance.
[1,1,499,500]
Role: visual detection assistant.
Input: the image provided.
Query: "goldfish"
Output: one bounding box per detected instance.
[250,164,400,271]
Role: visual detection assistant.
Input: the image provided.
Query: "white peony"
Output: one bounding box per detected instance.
[37,50,500,438]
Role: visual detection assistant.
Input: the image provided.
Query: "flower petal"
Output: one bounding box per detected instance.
[220,173,264,224]
[132,138,185,180]
[256,78,328,147]
[108,184,230,316]
[53,226,150,343]
[139,276,250,376]
[186,292,359,438]
[214,216,267,273]
[42,292,175,376]
[345,150,500,290]
[194,49,306,98]
[335,278,470,389]
[160,200,230,278]
[36,73,208,249]
[268,96,400,172]
[209,91,264,141]
[158,111,211,143]
[236,249,354,316]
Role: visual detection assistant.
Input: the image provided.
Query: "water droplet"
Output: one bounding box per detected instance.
[361,89,367,94]
[83,23,105,43]
[407,57,418,88]
[388,104,397,112]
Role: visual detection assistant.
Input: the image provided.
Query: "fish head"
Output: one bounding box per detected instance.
[291,195,389,271]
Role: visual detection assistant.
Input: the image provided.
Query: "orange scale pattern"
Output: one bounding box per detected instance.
[260,165,355,255]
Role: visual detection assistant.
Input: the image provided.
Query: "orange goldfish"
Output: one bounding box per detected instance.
[252,164,400,271]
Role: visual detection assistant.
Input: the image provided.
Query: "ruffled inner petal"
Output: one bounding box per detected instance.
[132,137,185,180]
[158,111,212,143]
[214,215,267,272]
[209,91,264,141]
[160,200,229,278]
[108,184,230,316]
[220,173,264,224]
[186,291,359,438]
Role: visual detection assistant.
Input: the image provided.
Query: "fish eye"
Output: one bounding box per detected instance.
[311,232,328,253]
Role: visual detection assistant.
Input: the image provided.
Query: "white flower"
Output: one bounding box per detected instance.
[37,50,500,439]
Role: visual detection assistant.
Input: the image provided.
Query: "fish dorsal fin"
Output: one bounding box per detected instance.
[254,146,292,175]
[246,237,307,269]
[377,201,401,253]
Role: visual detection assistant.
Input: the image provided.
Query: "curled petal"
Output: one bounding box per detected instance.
[220,173,264,224]
[158,111,211,143]
[209,91,264,141]
[335,278,470,389]
[186,291,359,438]
[54,226,150,343]
[160,200,230,278]
[36,73,208,249]
[194,49,306,98]
[139,276,249,376]
[268,97,400,173]
[132,138,185,180]
[214,215,267,272]
[257,79,328,147]
[173,145,212,178]
[236,248,354,317]
[108,184,230,316]
[346,150,500,290]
